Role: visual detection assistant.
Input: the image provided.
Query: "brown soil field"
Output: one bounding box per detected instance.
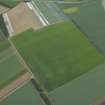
[7,2,43,36]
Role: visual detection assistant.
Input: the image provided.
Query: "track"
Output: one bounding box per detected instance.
[8,39,53,105]
[51,0,98,7]
[8,38,34,76]
[52,0,97,4]
[0,72,32,102]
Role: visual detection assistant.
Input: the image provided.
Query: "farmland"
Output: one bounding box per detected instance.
[0,15,8,39]
[12,21,104,91]
[49,63,105,105]
[32,0,67,24]
[6,2,43,36]
[0,40,27,90]
[0,82,46,105]
[0,0,105,105]
[71,0,105,57]
[0,0,23,7]
[0,41,10,52]
[57,0,96,13]
[0,29,5,41]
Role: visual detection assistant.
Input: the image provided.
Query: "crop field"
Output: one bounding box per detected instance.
[32,0,67,24]
[0,0,23,8]
[0,41,26,90]
[63,7,79,14]
[0,15,8,39]
[6,2,43,36]
[71,0,105,57]
[0,41,10,52]
[12,21,104,91]
[49,62,105,105]
[0,82,45,105]
[57,0,96,12]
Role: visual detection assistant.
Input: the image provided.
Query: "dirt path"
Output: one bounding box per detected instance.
[8,39,53,105]
[8,39,34,76]
[0,72,32,102]
[0,39,34,102]
[0,4,9,14]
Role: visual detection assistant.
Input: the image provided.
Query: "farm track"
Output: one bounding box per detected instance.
[0,4,9,14]
[55,0,97,4]
[55,0,98,7]
[0,72,32,102]
[8,38,53,105]
[8,39,33,75]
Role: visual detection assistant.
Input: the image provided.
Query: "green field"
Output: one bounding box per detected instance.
[12,21,104,91]
[57,0,96,12]
[63,7,79,14]
[71,0,105,56]
[0,40,10,52]
[49,63,105,105]
[0,41,26,89]
[0,0,23,7]
[0,82,45,105]
[0,15,8,39]
[32,0,67,24]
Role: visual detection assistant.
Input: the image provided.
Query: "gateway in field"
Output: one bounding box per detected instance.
[0,5,9,14]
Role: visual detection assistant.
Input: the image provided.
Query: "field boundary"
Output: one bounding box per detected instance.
[71,19,105,59]
[3,13,14,37]
[0,72,32,102]
[31,79,52,105]
[31,0,49,25]
[0,1,24,8]
[0,2,11,8]
[0,14,9,39]
[9,39,34,76]
[26,2,48,26]
[8,39,53,105]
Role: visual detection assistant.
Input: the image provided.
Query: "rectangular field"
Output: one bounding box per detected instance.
[12,21,105,91]
[49,63,105,105]
[0,0,23,7]
[0,41,26,90]
[0,30,5,41]
[0,82,45,105]
[0,15,9,39]
[32,0,67,24]
[0,41,10,53]
[71,0,105,57]
[6,2,43,36]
